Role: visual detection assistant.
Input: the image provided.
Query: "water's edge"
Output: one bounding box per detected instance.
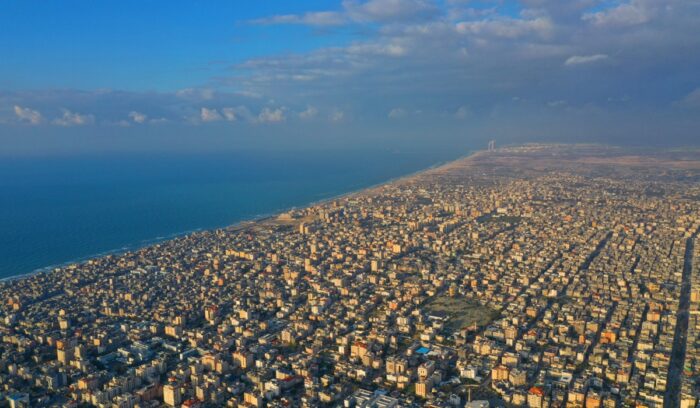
[1,151,475,283]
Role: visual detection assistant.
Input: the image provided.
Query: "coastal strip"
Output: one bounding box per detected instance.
[0,150,477,284]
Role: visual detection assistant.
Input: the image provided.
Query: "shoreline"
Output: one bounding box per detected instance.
[0,149,479,284]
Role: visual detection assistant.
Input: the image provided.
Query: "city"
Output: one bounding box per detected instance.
[2,144,699,408]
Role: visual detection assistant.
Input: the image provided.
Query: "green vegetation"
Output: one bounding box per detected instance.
[424,295,499,334]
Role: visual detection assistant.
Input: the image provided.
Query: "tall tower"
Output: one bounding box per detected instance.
[488,140,495,152]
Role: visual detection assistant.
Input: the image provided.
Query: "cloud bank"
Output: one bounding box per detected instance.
[2,0,700,154]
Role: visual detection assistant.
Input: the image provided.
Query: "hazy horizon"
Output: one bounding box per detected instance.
[2,0,699,156]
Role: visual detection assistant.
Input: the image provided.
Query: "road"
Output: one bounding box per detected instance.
[664,234,696,408]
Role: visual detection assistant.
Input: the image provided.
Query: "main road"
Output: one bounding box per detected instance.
[665,233,696,408]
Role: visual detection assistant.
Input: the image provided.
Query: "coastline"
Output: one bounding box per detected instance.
[0,149,479,284]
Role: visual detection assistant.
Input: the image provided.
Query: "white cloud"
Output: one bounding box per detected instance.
[200,107,223,122]
[4,0,700,148]
[177,88,215,100]
[564,54,609,66]
[388,108,407,118]
[252,0,437,27]
[252,11,346,26]
[234,90,264,99]
[678,88,700,109]
[53,109,94,126]
[128,111,147,124]
[112,120,131,127]
[347,43,407,57]
[257,107,286,123]
[13,105,43,125]
[547,100,567,107]
[292,74,317,81]
[299,106,319,119]
[456,17,553,39]
[221,107,238,121]
[344,0,438,23]
[330,109,345,122]
[582,1,655,27]
[455,105,471,119]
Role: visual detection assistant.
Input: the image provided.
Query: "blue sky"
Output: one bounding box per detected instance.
[2,0,700,155]
[0,1,358,90]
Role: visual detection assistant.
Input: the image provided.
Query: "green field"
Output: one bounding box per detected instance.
[424,295,499,334]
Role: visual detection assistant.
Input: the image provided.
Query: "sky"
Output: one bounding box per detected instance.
[1,0,700,156]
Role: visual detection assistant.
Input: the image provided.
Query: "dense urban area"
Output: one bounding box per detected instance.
[2,144,700,408]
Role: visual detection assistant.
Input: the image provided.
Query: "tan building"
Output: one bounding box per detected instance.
[233,351,254,370]
[416,380,432,398]
[244,391,263,407]
[163,383,181,407]
[491,365,509,381]
[528,387,544,408]
[418,360,435,380]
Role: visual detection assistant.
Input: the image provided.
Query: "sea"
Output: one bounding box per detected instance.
[0,147,472,280]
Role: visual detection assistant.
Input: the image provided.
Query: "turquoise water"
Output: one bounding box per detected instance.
[0,148,471,279]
